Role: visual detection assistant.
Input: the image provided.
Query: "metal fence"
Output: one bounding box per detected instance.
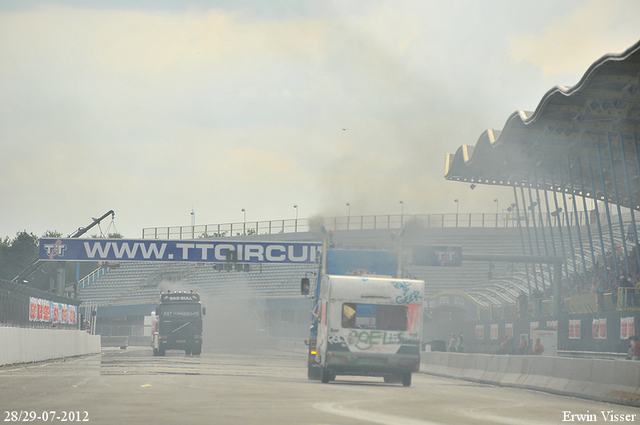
[142,211,590,240]
[0,279,81,329]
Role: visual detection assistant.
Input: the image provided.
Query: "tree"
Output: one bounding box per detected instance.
[0,230,100,293]
[43,230,63,238]
[0,231,39,282]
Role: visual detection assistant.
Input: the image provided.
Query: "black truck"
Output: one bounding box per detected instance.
[152,291,206,356]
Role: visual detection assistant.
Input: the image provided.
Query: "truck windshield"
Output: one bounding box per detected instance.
[341,303,407,331]
[159,304,201,319]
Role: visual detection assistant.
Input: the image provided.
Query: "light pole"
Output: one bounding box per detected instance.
[494,198,499,227]
[454,199,459,227]
[241,208,246,235]
[346,203,351,230]
[293,205,298,232]
[191,207,195,238]
[399,200,404,228]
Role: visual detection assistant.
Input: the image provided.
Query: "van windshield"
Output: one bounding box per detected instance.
[341,303,407,331]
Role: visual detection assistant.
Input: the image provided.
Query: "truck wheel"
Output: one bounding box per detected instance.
[321,368,330,383]
[185,348,191,356]
[153,348,158,356]
[402,372,412,387]
[158,348,166,357]
[192,346,201,355]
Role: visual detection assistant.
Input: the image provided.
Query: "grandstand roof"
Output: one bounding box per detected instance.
[445,40,640,210]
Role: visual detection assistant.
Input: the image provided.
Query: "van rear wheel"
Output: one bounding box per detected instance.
[308,367,321,380]
[320,368,330,383]
[402,372,412,387]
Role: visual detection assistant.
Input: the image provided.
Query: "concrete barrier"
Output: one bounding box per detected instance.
[421,352,640,407]
[0,327,101,366]
[101,336,129,349]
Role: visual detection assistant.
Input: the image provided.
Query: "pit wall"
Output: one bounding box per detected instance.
[421,352,640,407]
[0,327,101,366]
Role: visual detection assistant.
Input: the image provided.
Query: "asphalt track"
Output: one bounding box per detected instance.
[1,347,638,424]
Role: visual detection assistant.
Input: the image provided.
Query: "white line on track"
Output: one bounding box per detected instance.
[313,401,444,425]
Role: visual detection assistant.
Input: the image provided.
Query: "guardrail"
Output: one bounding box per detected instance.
[78,267,108,289]
[142,211,590,240]
[420,351,640,407]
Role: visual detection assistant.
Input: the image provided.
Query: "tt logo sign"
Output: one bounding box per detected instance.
[435,247,459,266]
[43,240,68,259]
[411,245,462,267]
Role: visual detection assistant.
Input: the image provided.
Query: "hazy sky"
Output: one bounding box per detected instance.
[1,0,639,239]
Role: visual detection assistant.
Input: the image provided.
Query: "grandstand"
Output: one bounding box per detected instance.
[77,211,638,304]
[74,41,640,347]
[77,259,317,305]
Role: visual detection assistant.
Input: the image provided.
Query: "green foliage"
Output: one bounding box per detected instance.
[0,231,39,281]
[0,230,100,292]
[43,230,63,238]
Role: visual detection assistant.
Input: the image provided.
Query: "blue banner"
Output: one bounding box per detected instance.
[39,238,321,264]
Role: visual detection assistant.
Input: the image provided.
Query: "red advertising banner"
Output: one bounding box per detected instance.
[621,317,635,339]
[27,296,75,324]
[505,323,513,338]
[599,318,607,339]
[475,324,484,339]
[593,318,607,339]
[37,299,43,321]
[530,321,539,340]
[569,319,581,339]
[43,301,51,322]
[29,297,38,321]
[490,324,499,340]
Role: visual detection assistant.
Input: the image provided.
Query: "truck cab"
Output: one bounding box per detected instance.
[152,291,205,356]
[313,275,424,386]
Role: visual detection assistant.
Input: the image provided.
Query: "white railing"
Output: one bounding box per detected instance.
[141,211,590,240]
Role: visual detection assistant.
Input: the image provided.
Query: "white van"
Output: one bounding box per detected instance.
[314,274,424,386]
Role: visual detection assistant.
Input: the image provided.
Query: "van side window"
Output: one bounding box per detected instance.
[341,303,407,331]
[342,303,357,328]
